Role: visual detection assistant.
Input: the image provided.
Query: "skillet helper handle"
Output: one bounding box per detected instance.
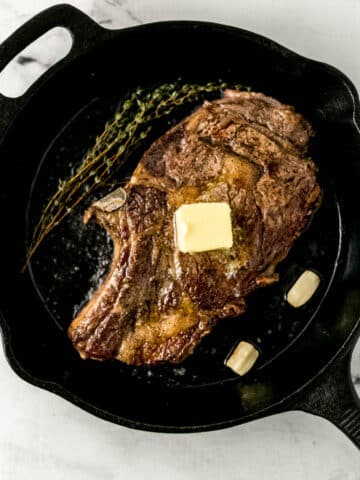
[295,351,360,449]
[0,4,103,138]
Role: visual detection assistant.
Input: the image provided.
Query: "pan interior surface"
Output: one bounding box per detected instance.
[27,91,342,389]
[0,21,359,430]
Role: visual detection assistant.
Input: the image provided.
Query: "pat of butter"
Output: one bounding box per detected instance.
[175,202,233,253]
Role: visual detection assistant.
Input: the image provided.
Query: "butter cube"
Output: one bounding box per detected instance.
[175,202,233,253]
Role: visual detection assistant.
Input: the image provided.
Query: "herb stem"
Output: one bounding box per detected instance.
[25,81,245,269]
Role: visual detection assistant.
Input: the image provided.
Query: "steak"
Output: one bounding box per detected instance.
[68,90,321,365]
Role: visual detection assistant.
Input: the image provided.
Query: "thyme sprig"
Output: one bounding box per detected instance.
[26,81,244,267]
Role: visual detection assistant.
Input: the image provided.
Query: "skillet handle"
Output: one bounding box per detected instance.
[294,350,360,449]
[0,3,104,139]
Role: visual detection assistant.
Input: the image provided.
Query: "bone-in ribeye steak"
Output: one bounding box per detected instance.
[68,90,321,365]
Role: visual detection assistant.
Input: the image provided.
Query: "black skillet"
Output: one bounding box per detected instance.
[0,4,360,446]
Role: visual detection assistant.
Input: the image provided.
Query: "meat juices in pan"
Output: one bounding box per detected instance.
[68,90,321,365]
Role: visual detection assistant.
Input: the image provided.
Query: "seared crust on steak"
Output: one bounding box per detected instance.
[68,90,321,365]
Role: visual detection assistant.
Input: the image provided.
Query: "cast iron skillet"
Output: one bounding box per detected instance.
[0,4,360,446]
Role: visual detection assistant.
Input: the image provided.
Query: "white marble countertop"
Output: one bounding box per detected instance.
[0,0,359,478]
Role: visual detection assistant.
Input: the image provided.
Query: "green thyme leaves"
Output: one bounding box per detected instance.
[25,81,245,268]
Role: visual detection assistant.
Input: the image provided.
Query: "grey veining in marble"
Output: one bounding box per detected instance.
[0,1,359,479]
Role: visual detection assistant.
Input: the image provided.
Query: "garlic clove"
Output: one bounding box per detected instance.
[287,270,320,308]
[226,341,259,376]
